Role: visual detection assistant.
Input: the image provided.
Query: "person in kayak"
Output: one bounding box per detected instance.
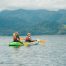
[13,32,20,42]
[25,33,37,42]
[13,32,23,44]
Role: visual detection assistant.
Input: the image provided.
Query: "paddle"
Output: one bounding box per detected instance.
[20,37,25,40]
[36,35,47,44]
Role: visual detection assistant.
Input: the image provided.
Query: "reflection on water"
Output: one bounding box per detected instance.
[0,35,66,66]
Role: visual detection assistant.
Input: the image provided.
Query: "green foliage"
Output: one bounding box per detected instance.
[0,9,66,35]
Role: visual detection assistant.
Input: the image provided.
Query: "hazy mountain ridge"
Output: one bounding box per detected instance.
[0,9,66,35]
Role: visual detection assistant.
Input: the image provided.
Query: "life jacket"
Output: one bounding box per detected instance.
[13,36,17,41]
[25,36,30,41]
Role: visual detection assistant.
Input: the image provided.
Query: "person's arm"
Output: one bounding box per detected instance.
[29,37,33,41]
[17,35,20,41]
[29,37,37,42]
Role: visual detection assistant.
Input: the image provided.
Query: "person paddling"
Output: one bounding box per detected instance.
[25,33,37,42]
[13,32,23,44]
[13,32,20,42]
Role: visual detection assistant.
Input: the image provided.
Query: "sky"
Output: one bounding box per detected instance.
[0,0,66,11]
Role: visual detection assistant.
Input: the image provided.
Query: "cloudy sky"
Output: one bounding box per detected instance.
[0,0,66,11]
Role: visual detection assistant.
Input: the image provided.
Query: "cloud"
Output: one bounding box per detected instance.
[0,0,66,10]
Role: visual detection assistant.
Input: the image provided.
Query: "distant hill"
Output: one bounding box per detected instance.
[0,9,66,35]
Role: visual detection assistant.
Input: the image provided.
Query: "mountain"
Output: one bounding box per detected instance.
[0,9,66,35]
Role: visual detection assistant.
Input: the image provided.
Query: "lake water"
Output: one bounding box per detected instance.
[0,35,66,66]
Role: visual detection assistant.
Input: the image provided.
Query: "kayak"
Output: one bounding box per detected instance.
[9,42,24,46]
[23,41,39,47]
[9,41,39,47]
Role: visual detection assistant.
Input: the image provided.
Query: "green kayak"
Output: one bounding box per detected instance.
[9,42,24,46]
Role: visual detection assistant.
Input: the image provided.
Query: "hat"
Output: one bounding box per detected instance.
[27,33,31,35]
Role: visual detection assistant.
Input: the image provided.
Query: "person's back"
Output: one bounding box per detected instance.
[13,32,20,42]
[13,32,23,44]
